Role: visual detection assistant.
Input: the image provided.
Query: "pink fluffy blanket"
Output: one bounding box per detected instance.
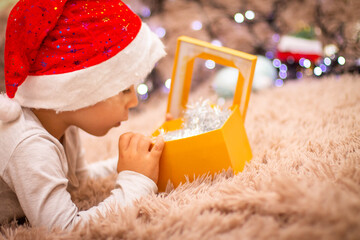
[1,74,360,240]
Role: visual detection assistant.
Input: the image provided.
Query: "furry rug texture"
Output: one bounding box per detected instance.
[1,74,360,239]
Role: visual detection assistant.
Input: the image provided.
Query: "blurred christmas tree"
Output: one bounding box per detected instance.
[1,0,359,98]
[122,0,359,99]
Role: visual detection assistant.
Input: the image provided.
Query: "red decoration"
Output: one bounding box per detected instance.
[276,51,321,63]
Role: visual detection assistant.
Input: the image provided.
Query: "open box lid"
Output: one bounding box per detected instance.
[166,36,257,121]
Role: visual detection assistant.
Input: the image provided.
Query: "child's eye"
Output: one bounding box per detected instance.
[122,88,131,94]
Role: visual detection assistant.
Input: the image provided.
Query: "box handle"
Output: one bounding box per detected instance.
[166,36,257,121]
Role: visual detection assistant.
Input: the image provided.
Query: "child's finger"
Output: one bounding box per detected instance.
[129,133,141,151]
[150,137,165,158]
[138,136,152,152]
[119,132,133,151]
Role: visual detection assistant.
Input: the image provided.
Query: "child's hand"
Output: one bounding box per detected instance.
[117,133,165,184]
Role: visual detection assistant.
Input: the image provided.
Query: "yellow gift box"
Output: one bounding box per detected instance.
[153,36,257,192]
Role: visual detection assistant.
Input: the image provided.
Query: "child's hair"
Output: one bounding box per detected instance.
[1,0,165,122]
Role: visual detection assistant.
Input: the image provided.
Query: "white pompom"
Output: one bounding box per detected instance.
[0,94,22,123]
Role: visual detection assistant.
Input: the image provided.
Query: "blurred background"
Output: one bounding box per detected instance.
[0,0,359,108]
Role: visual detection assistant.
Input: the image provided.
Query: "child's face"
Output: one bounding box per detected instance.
[68,85,138,136]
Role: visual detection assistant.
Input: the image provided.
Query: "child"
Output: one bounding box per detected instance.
[0,0,166,230]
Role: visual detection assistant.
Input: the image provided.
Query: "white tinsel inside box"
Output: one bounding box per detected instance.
[159,100,231,141]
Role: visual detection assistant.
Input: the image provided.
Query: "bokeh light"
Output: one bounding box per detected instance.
[155,27,166,38]
[137,83,148,95]
[296,72,303,79]
[141,6,151,18]
[265,51,274,59]
[211,39,222,47]
[234,13,244,23]
[245,10,255,20]
[165,78,171,89]
[314,66,322,76]
[191,20,203,30]
[324,57,331,66]
[320,64,327,72]
[279,71,287,79]
[337,56,346,65]
[205,60,216,69]
[272,58,281,68]
[303,59,311,68]
[275,79,284,87]
[280,64,288,72]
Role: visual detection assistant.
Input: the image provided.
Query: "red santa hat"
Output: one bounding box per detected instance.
[2,0,165,120]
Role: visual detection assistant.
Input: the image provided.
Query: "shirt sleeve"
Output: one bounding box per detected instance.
[3,135,157,230]
[76,153,119,180]
[64,126,118,181]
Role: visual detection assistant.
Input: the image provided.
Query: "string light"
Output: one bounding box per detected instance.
[324,57,331,66]
[299,58,305,67]
[296,72,303,79]
[191,20,202,30]
[272,58,281,68]
[337,56,346,65]
[280,64,288,72]
[137,83,148,95]
[155,27,166,38]
[140,6,151,18]
[324,44,338,56]
[205,60,216,69]
[320,64,327,72]
[234,13,244,23]
[279,71,287,79]
[265,51,274,59]
[165,78,171,89]
[272,34,280,42]
[275,79,284,87]
[211,39,222,46]
[303,59,311,68]
[245,10,255,20]
[314,66,322,76]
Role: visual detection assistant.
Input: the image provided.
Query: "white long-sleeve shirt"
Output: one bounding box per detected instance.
[0,107,157,230]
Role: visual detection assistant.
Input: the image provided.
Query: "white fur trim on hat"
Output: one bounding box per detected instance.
[0,93,21,123]
[14,23,166,112]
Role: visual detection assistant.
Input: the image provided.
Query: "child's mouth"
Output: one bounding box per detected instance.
[114,122,121,127]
